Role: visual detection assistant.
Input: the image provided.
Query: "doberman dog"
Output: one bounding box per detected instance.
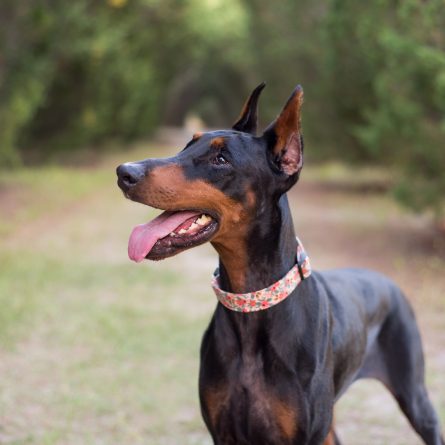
[117,83,444,445]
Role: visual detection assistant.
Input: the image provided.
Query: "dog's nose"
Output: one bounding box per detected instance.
[116,163,145,191]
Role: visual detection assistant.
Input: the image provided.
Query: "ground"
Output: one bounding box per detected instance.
[0,141,444,445]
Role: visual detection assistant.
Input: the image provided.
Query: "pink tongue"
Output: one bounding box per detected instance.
[128,210,201,262]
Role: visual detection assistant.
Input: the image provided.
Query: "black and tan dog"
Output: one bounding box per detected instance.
[117,84,444,445]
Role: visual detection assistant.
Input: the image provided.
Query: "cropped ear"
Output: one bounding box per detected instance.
[232,82,266,135]
[263,85,304,176]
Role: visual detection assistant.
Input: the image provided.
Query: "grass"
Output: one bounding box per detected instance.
[0,143,215,444]
[0,245,214,444]
[0,167,109,237]
[0,142,444,444]
[303,160,393,186]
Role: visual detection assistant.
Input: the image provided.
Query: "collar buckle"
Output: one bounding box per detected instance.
[296,250,307,281]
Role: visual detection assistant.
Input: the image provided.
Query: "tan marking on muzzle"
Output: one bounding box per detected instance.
[133,163,253,290]
[134,164,241,225]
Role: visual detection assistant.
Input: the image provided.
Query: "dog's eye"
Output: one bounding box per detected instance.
[213,153,228,166]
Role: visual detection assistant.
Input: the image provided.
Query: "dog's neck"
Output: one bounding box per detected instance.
[212,195,298,294]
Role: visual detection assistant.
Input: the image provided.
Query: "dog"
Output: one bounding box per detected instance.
[117,83,444,445]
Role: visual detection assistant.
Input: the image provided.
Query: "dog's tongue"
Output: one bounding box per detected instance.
[128,210,200,262]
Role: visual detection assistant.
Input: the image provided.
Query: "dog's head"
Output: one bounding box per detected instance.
[117,83,304,262]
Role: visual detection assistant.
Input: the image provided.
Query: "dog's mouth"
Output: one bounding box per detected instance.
[128,210,219,262]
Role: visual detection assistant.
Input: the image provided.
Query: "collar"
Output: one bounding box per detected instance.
[211,237,311,313]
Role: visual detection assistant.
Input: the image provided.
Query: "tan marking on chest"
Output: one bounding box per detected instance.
[270,397,298,439]
[237,364,298,441]
[204,386,229,427]
[322,430,336,445]
[322,414,337,445]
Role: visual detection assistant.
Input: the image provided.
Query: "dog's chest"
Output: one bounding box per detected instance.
[202,363,299,445]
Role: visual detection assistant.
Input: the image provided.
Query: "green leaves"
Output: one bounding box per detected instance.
[1,0,444,217]
[323,0,445,217]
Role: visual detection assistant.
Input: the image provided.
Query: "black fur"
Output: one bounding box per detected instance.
[117,85,444,445]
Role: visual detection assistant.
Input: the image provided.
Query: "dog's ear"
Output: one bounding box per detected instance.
[263,85,304,177]
[232,82,266,135]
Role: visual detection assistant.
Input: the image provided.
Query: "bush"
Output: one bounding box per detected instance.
[323,0,445,217]
[1,0,444,218]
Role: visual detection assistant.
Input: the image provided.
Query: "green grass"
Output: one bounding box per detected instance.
[0,144,215,444]
[0,141,172,237]
[0,242,213,442]
[0,167,109,237]
[303,160,393,187]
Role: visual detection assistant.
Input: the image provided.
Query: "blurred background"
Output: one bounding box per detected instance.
[0,0,444,444]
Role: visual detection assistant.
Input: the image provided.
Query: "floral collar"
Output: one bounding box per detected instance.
[211,238,311,313]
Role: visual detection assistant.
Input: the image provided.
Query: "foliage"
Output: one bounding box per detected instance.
[323,0,445,216]
[0,0,444,217]
[0,0,164,162]
[369,1,445,217]
[0,0,250,164]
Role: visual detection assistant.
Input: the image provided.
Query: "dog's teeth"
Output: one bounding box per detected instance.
[177,215,213,234]
[197,214,212,226]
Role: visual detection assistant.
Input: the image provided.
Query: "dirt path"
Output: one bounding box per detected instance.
[1,144,444,444]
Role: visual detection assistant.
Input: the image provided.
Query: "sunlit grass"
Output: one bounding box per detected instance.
[0,239,213,444]
[0,141,174,237]
[0,143,216,444]
[303,160,393,187]
[0,167,109,237]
